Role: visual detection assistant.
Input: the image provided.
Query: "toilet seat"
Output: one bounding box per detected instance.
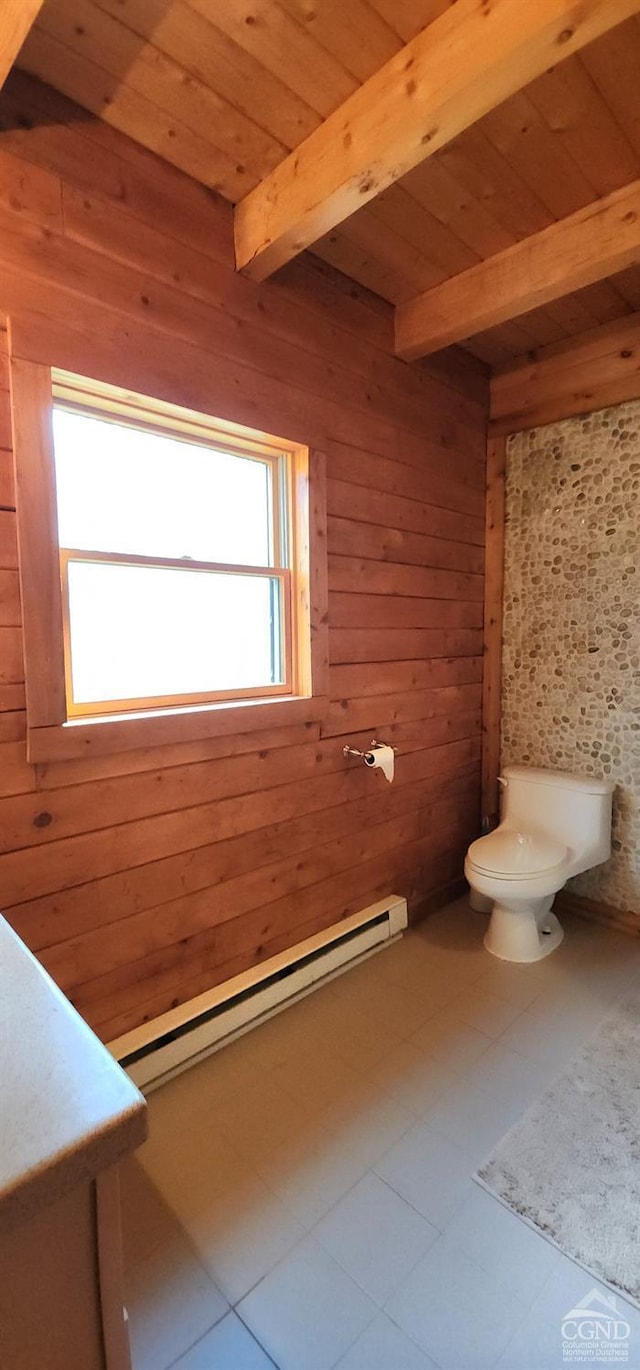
[467,827,568,881]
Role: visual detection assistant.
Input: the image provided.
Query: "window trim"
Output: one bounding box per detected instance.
[10,355,329,763]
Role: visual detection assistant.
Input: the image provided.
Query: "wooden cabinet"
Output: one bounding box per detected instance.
[0,915,147,1370]
[0,1167,131,1370]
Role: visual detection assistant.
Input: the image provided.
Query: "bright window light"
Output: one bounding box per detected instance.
[52,409,272,566]
[66,562,283,705]
[50,377,297,718]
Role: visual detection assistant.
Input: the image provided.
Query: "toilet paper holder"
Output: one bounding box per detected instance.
[343,739,397,764]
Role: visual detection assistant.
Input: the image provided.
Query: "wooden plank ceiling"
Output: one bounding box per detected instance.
[14,0,640,366]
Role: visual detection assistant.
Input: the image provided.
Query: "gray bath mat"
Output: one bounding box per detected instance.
[475,986,640,1309]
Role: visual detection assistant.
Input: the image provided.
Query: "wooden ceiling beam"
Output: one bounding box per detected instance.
[395,178,640,361]
[234,0,640,282]
[490,312,640,434]
[1,1,46,91]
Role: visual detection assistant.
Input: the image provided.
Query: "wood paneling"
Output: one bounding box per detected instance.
[0,0,46,90]
[0,74,487,1040]
[491,311,640,432]
[396,178,640,360]
[8,5,640,364]
[235,0,640,279]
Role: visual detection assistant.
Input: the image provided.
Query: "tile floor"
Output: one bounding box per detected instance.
[121,897,640,1370]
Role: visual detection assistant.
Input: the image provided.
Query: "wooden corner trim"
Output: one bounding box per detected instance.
[10,352,67,730]
[481,435,506,828]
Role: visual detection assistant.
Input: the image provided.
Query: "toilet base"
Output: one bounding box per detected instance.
[468,888,492,914]
[483,895,564,963]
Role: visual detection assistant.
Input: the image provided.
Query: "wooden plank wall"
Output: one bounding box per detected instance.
[0,72,488,1043]
[490,310,640,434]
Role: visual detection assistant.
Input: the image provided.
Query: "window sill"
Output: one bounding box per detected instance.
[26,694,329,764]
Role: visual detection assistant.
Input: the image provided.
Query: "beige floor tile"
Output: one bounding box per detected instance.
[423,1077,518,1163]
[170,1312,275,1368]
[543,992,616,1046]
[497,1000,599,1068]
[472,961,546,1010]
[120,1156,184,1272]
[417,902,490,962]
[240,997,337,1072]
[316,1078,414,1171]
[127,1229,228,1370]
[375,983,443,1040]
[386,1234,528,1369]
[496,1253,640,1369]
[336,1313,438,1369]
[375,932,445,974]
[463,1040,552,1113]
[270,992,379,1069]
[237,1235,377,1370]
[120,898,640,1370]
[270,1046,365,1114]
[374,1120,476,1229]
[569,958,640,1002]
[314,1172,438,1305]
[300,992,423,1070]
[255,1120,368,1228]
[142,1068,218,1134]
[525,1253,640,1341]
[338,1016,422,1070]
[183,1171,306,1304]
[380,952,467,1010]
[214,1074,319,1165]
[146,1034,266,1122]
[328,966,436,1040]
[443,1185,560,1303]
[409,1016,493,1074]
[139,1113,253,1221]
[450,986,523,1038]
[365,1039,458,1117]
[414,943,488,986]
[324,949,405,1000]
[350,939,435,992]
[493,1311,575,1370]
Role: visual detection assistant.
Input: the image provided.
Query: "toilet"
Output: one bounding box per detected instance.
[465,765,614,963]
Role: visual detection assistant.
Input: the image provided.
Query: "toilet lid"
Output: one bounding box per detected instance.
[467,828,567,878]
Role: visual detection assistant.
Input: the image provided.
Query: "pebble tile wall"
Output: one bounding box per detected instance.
[502,403,640,913]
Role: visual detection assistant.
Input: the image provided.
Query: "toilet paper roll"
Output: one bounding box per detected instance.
[364,743,395,783]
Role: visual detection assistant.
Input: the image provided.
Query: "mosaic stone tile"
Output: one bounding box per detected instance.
[503,403,640,914]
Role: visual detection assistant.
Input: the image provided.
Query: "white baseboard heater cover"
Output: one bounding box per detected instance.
[109,894,408,1092]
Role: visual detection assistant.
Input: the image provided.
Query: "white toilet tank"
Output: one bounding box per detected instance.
[500,765,614,877]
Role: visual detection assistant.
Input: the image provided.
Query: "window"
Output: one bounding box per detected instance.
[11,359,328,761]
[51,373,298,718]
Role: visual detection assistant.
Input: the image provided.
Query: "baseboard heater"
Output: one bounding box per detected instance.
[109,894,408,1093]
